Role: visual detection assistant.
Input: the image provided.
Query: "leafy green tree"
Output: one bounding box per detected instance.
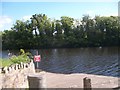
[61,16,74,36]
[2,14,119,49]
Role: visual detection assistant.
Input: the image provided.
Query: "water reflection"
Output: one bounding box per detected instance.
[36,47,119,77]
[1,47,119,77]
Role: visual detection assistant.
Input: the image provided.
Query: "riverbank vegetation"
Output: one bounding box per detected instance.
[1,14,119,50]
[0,58,13,67]
[0,49,31,67]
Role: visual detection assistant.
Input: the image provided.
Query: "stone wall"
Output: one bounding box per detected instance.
[0,60,35,89]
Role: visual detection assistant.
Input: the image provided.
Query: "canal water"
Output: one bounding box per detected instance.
[1,47,120,77]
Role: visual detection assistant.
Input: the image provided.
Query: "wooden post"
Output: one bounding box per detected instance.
[83,77,92,90]
[28,75,44,90]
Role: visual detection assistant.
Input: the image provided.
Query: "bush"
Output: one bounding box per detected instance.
[0,49,33,67]
[0,58,13,67]
[10,49,32,64]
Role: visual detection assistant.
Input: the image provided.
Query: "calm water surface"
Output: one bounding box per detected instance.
[1,47,119,77]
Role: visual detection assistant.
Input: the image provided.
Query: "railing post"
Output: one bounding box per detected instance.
[27,74,45,90]
[83,77,92,90]
[3,66,8,73]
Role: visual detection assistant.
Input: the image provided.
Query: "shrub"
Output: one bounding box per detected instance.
[0,49,33,67]
[10,49,32,64]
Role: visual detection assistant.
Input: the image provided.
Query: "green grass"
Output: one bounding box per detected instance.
[0,49,32,67]
[0,58,13,67]
[0,55,31,67]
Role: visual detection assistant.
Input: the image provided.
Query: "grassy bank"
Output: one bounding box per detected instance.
[0,49,32,67]
[0,58,13,67]
[0,55,31,67]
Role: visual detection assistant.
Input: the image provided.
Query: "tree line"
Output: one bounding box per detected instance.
[2,14,120,50]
